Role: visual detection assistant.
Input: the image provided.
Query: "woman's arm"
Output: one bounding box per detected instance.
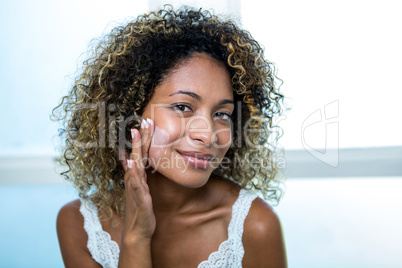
[57,119,156,268]
[242,198,288,268]
[56,197,154,268]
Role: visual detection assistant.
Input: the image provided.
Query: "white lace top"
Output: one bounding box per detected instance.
[79,189,258,268]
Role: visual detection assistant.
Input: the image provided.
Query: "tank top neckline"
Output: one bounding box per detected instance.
[80,188,258,267]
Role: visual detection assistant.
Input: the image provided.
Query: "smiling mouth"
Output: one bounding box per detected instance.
[177,152,213,169]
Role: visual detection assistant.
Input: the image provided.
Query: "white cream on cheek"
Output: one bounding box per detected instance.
[149,125,170,164]
[153,125,170,146]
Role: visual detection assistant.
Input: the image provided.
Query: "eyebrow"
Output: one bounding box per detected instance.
[168,90,234,105]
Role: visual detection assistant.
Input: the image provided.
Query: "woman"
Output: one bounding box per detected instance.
[54,6,287,267]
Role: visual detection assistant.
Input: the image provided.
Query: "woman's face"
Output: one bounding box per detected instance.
[141,54,234,188]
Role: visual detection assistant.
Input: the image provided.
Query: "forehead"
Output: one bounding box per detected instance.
[152,54,234,101]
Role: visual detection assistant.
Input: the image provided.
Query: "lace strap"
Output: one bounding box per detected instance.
[227,189,258,240]
[228,189,258,265]
[79,198,103,231]
[79,198,120,268]
[198,189,258,267]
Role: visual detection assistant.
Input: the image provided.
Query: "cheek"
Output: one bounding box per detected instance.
[153,126,170,146]
[149,125,170,161]
[148,119,183,162]
[216,127,232,149]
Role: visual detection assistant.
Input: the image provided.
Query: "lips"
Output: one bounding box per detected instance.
[177,150,214,169]
[178,151,214,160]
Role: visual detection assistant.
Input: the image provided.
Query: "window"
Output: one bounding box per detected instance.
[0,0,148,157]
[241,0,402,150]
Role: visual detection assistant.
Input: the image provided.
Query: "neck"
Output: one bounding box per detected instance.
[145,169,208,215]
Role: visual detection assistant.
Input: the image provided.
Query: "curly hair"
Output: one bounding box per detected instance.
[51,5,286,217]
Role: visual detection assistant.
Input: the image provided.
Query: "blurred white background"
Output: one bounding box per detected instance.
[0,0,401,267]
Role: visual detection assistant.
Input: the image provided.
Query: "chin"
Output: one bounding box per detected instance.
[175,173,211,188]
[148,149,215,188]
[149,148,223,188]
[151,167,212,189]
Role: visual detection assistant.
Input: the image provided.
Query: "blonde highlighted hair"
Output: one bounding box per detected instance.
[51,5,286,216]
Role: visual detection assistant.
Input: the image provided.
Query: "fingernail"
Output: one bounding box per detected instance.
[140,119,145,129]
[144,118,149,129]
[127,159,132,168]
[147,118,152,127]
[131,129,135,139]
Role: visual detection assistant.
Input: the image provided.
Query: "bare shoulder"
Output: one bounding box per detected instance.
[57,199,82,223]
[57,199,101,268]
[242,197,287,268]
[57,199,84,240]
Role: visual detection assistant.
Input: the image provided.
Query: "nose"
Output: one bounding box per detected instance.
[187,115,217,147]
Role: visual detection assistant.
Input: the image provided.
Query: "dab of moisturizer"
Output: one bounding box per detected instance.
[153,126,169,145]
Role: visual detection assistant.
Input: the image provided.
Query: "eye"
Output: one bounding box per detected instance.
[171,104,192,113]
[215,112,233,121]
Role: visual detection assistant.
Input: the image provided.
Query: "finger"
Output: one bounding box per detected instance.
[126,159,149,201]
[118,149,129,172]
[140,118,154,168]
[130,127,144,178]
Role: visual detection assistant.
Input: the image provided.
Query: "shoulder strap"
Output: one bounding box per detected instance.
[79,198,103,232]
[197,189,258,268]
[227,189,258,264]
[228,189,258,240]
[79,198,103,264]
[79,198,120,268]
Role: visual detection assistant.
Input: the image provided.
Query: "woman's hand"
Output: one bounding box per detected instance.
[120,118,156,243]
